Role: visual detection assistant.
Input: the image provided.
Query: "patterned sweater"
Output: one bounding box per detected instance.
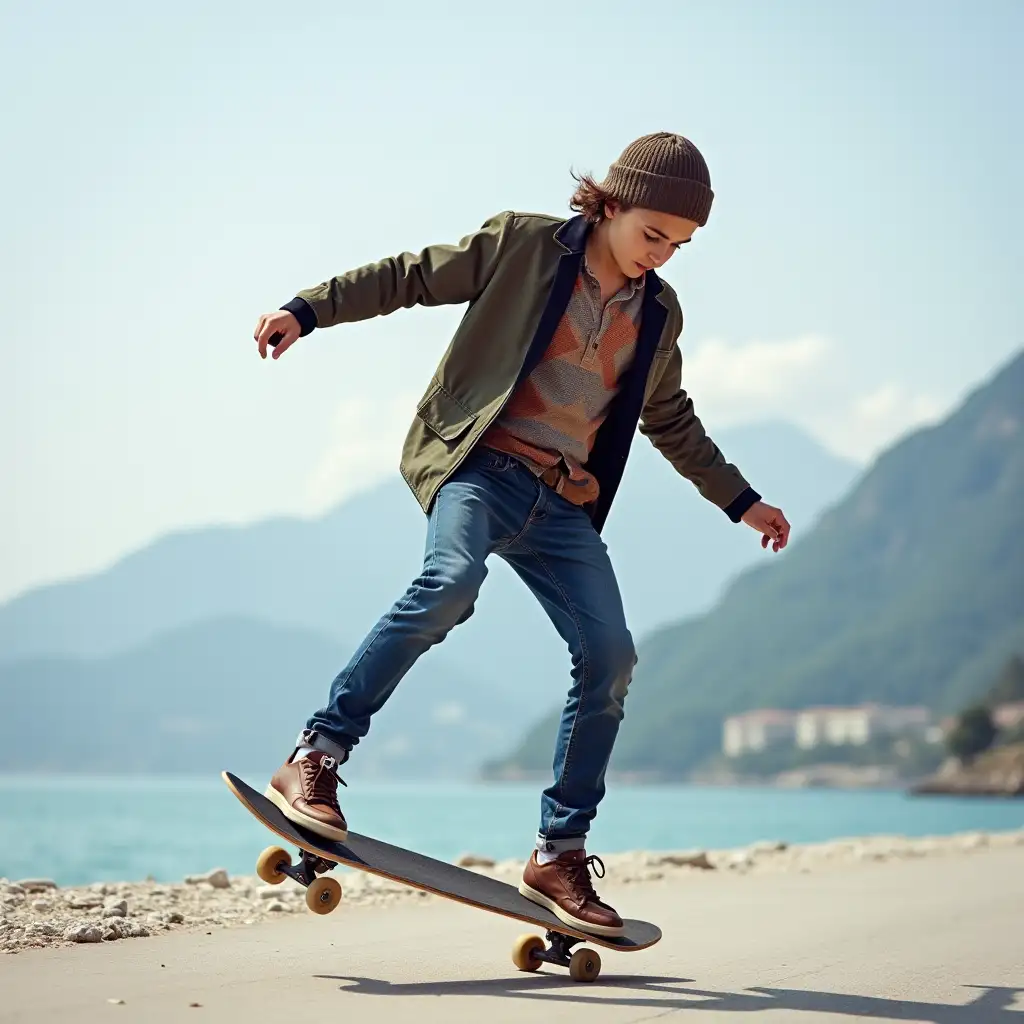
[482,259,644,505]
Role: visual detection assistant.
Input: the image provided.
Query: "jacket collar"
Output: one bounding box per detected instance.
[554,215,667,304]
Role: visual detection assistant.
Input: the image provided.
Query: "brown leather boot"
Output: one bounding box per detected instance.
[518,850,624,937]
[265,749,348,842]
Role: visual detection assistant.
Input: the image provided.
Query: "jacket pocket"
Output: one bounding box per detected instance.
[415,381,478,443]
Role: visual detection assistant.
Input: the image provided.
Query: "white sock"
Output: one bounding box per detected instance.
[536,834,585,865]
[291,746,316,762]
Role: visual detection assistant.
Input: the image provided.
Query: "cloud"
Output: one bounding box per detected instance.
[680,335,950,461]
[304,390,421,512]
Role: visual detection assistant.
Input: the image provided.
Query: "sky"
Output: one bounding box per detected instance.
[1,0,1022,602]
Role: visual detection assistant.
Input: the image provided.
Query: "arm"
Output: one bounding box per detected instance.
[639,341,761,523]
[287,210,515,333]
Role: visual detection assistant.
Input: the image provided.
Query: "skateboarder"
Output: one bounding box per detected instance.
[252,132,790,939]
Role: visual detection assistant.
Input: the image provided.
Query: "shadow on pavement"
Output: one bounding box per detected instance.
[315,973,1024,1022]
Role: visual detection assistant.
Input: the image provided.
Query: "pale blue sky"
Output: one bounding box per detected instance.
[2,0,1022,601]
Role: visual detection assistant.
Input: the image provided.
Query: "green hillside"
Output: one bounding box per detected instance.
[492,350,1024,778]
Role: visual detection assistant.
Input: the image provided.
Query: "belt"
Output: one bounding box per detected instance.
[539,464,565,494]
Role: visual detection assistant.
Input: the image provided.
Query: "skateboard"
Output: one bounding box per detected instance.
[222,771,660,982]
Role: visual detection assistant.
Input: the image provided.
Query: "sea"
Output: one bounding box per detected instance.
[1,775,1021,887]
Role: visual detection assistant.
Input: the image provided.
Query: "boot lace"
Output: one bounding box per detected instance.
[561,854,606,904]
[301,756,347,812]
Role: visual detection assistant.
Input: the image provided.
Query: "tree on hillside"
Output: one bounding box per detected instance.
[946,706,997,762]
[986,654,1024,706]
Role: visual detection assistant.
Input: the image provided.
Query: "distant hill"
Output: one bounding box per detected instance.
[0,423,857,738]
[491,350,1024,779]
[0,617,519,778]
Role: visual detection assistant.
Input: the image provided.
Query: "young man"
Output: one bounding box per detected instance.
[252,132,790,938]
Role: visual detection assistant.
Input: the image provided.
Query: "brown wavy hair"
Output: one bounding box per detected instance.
[569,171,632,223]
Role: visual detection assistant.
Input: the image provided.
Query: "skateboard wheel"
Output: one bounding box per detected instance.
[569,947,601,983]
[511,933,545,972]
[305,876,342,914]
[256,845,291,885]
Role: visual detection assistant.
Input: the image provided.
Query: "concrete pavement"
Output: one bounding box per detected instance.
[1,845,1022,1022]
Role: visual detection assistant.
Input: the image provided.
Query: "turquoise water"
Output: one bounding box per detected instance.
[0,775,1021,886]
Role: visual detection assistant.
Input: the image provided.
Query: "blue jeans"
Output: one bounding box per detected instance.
[303,448,637,840]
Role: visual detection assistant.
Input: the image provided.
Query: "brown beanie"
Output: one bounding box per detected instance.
[599,132,714,226]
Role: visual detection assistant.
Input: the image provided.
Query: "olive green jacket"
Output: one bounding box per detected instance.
[283,212,757,532]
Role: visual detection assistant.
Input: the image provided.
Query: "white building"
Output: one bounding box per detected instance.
[795,704,931,749]
[723,703,934,757]
[722,710,798,757]
[993,701,1024,731]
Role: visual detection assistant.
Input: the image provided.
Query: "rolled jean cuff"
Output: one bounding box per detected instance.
[295,728,350,764]
[536,833,587,855]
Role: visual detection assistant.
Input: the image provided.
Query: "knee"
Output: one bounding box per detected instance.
[411,564,486,634]
[590,630,636,708]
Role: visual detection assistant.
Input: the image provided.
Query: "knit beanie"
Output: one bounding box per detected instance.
[599,132,714,226]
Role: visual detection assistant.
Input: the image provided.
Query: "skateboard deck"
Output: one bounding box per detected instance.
[223,771,660,981]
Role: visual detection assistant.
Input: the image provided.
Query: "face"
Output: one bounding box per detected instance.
[604,204,700,279]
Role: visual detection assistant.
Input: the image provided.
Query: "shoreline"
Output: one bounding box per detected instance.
[3,825,1022,956]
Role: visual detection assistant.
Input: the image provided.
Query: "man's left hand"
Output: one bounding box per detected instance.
[741,501,791,553]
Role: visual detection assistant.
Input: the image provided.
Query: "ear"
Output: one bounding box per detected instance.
[603,199,620,220]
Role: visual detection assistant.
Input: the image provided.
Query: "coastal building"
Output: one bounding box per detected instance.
[795,704,931,749]
[723,704,933,756]
[722,709,798,757]
[993,701,1024,731]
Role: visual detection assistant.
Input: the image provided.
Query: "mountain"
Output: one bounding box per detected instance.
[0,617,519,778]
[492,350,1024,778]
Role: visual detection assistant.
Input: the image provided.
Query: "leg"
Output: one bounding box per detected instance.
[303,449,542,756]
[501,488,636,842]
[503,478,634,937]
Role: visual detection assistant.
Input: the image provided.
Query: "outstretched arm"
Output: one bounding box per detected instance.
[640,343,790,551]
[254,211,515,358]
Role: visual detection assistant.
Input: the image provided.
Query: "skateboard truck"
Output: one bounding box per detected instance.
[272,849,335,888]
[256,845,344,914]
[511,929,603,981]
[533,930,583,967]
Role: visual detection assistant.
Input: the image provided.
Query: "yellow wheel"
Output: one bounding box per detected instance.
[569,947,601,983]
[305,875,342,914]
[511,933,545,972]
[256,845,291,885]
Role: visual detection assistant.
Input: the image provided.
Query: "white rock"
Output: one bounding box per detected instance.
[265,900,288,912]
[456,854,496,868]
[24,922,58,938]
[64,893,103,910]
[727,851,754,870]
[64,924,103,943]
[749,840,789,855]
[959,832,989,850]
[17,879,58,893]
[31,900,53,912]
[184,869,230,889]
[102,904,127,919]
[652,850,715,870]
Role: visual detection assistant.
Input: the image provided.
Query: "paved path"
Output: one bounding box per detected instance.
[2,845,1022,1022]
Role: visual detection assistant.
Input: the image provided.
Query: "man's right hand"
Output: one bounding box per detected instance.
[253,310,302,360]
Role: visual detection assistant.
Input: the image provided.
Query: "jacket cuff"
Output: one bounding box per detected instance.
[724,486,760,524]
[281,297,317,336]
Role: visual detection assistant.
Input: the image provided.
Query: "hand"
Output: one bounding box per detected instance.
[253,311,301,360]
[742,501,791,553]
